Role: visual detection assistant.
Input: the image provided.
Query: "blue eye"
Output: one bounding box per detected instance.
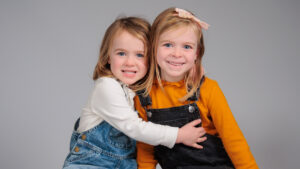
[136,53,144,58]
[163,43,172,48]
[184,45,192,49]
[117,52,125,56]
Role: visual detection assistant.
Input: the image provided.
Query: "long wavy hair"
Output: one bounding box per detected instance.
[150,8,205,101]
[92,17,152,94]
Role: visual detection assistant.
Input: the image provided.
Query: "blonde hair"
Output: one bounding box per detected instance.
[93,17,152,94]
[149,7,205,101]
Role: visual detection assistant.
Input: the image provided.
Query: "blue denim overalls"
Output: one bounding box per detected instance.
[137,80,234,169]
[63,118,137,169]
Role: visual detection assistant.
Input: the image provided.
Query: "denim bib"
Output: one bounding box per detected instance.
[63,119,137,169]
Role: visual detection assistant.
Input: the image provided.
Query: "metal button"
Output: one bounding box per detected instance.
[188,105,195,113]
[74,146,79,152]
[147,111,152,118]
[81,134,86,140]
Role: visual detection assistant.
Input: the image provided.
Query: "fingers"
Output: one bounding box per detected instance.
[198,127,206,136]
[197,136,207,143]
[192,137,206,149]
[192,143,203,149]
[187,119,201,127]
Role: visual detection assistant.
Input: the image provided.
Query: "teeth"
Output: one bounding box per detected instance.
[168,61,183,66]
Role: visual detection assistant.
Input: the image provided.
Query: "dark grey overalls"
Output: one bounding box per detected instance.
[137,81,235,169]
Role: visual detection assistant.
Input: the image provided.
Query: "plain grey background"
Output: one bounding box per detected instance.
[1,0,299,169]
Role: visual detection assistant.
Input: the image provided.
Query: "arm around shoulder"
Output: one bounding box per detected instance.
[90,77,178,148]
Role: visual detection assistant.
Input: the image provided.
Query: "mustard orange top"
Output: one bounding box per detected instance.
[134,77,259,169]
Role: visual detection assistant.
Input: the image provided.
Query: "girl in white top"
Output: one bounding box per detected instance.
[63,16,206,169]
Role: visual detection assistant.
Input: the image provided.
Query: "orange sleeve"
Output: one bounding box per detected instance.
[134,96,158,169]
[205,80,259,169]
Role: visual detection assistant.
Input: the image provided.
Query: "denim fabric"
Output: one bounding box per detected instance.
[63,119,137,169]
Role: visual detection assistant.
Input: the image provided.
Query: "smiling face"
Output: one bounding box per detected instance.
[156,25,198,82]
[109,30,148,85]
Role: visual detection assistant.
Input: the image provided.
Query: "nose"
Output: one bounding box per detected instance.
[125,55,135,66]
[172,47,182,58]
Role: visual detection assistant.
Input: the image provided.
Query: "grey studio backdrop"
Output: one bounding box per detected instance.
[0,0,299,169]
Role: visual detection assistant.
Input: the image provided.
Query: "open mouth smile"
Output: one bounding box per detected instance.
[122,70,136,73]
[167,61,185,66]
[122,70,137,76]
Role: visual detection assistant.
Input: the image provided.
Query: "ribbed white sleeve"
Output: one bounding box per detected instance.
[78,77,178,148]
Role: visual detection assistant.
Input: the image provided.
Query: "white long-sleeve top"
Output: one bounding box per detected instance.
[77,77,178,148]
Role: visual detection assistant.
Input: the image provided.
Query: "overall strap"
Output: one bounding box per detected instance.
[74,118,80,131]
[187,76,205,101]
[136,89,152,107]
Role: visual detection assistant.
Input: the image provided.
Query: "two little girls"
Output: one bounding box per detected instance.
[62,16,206,169]
[63,7,259,169]
[135,8,259,169]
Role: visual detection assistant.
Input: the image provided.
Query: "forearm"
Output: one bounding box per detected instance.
[91,78,178,148]
[103,113,178,148]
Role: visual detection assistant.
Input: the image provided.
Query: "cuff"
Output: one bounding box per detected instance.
[163,126,178,148]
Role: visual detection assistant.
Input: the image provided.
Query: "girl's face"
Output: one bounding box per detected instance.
[156,26,198,82]
[109,30,147,85]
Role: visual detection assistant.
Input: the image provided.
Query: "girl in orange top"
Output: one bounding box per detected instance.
[135,8,259,169]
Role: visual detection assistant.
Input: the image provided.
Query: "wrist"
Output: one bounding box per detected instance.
[175,128,182,143]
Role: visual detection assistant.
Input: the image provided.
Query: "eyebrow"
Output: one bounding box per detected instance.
[136,50,145,53]
[159,40,196,47]
[114,48,144,53]
[114,48,127,52]
[159,40,171,44]
[184,42,196,47]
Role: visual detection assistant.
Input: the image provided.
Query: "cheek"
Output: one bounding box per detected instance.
[142,61,148,72]
[110,56,123,71]
[189,52,197,62]
[109,57,117,67]
[139,59,148,74]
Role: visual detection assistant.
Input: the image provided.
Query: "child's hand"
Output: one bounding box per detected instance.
[176,119,207,149]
